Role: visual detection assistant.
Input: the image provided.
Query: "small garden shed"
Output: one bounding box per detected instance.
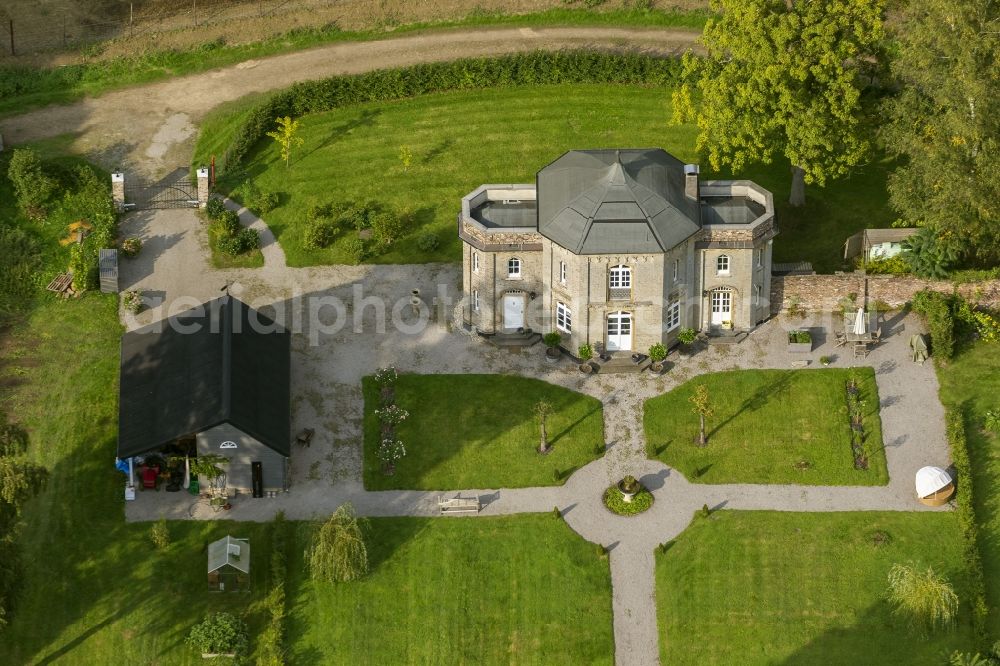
[208,536,250,591]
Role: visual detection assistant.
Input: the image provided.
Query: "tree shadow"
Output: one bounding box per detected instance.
[421,138,454,165]
[298,109,382,162]
[707,370,795,438]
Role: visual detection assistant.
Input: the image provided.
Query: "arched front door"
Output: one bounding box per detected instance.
[606,311,632,351]
[710,289,732,326]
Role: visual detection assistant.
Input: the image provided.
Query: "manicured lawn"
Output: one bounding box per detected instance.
[937,341,1000,635]
[362,374,604,490]
[208,83,895,270]
[644,368,887,485]
[287,515,613,664]
[657,511,976,664]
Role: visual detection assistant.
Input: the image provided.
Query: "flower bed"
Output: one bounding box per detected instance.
[603,485,654,516]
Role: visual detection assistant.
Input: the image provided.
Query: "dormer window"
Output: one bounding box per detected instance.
[716,255,731,276]
[559,261,567,284]
[473,252,479,273]
[507,257,521,279]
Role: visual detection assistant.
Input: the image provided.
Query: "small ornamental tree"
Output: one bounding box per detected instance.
[886,563,959,632]
[543,332,562,350]
[266,116,304,168]
[309,503,369,583]
[186,612,249,656]
[649,343,667,364]
[373,367,398,388]
[689,384,714,447]
[377,439,406,475]
[535,400,554,454]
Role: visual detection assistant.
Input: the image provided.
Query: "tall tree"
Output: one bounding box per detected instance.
[535,400,553,454]
[673,0,885,206]
[882,0,1000,264]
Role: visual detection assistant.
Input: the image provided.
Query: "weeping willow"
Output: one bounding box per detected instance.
[309,503,368,583]
[886,563,959,632]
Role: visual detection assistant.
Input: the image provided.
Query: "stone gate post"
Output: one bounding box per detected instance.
[196,167,209,208]
[111,172,125,212]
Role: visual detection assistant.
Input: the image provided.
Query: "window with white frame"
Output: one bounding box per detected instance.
[755,248,762,268]
[473,252,479,273]
[473,290,480,311]
[673,259,680,283]
[666,300,681,331]
[716,254,731,276]
[559,261,567,284]
[507,257,521,278]
[556,302,572,333]
[609,265,632,299]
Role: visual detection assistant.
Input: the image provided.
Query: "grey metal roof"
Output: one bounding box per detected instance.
[536,149,701,254]
[208,536,250,574]
[118,296,291,459]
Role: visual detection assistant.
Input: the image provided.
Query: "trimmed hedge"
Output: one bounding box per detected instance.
[911,289,956,360]
[945,407,989,646]
[218,50,683,174]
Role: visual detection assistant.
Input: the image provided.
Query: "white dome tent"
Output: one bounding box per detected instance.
[915,466,955,506]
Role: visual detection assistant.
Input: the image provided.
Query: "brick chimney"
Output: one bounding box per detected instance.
[684,163,700,200]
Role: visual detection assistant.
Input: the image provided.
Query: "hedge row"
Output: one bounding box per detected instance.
[945,407,990,646]
[911,289,956,360]
[219,50,683,173]
[258,512,289,665]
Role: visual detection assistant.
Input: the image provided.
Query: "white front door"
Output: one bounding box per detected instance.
[711,290,732,325]
[606,312,633,351]
[503,294,525,330]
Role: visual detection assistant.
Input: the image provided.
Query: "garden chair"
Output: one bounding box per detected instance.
[141,464,160,490]
[872,327,882,345]
[854,342,868,359]
[834,331,847,347]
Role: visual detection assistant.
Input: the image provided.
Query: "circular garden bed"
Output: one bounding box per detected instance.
[603,485,654,516]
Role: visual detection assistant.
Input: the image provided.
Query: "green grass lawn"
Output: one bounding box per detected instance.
[657,511,976,664]
[937,341,1000,635]
[287,515,613,664]
[363,374,604,490]
[644,368,888,485]
[203,83,895,270]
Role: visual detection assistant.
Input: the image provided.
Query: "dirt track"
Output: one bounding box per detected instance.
[0,26,699,178]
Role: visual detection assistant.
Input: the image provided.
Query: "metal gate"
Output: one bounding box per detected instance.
[124,168,198,210]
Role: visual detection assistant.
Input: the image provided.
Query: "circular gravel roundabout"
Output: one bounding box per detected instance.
[603,485,655,516]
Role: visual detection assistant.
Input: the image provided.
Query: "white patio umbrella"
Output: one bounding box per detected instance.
[853,307,867,336]
[915,466,952,498]
[183,456,191,489]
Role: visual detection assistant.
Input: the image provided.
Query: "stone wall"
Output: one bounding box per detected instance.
[770,274,1000,314]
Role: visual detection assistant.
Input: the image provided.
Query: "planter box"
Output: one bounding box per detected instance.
[201,653,237,659]
[787,341,812,354]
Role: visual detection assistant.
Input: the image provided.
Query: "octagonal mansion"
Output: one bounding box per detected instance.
[458,148,777,354]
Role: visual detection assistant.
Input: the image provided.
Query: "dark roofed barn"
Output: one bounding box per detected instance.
[118,296,291,495]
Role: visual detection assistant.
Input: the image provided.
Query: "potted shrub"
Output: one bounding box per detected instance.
[820,355,832,366]
[543,332,562,362]
[120,237,142,257]
[787,330,812,353]
[122,289,143,314]
[648,342,667,373]
[186,612,248,659]
[618,475,641,503]
[677,327,698,357]
[578,343,594,374]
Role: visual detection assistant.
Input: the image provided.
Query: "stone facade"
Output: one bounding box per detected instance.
[459,150,777,353]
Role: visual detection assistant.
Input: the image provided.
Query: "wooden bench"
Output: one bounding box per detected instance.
[438,496,481,514]
[296,428,315,447]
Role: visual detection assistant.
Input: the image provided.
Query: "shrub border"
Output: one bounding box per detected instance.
[214,50,682,174]
[945,407,989,646]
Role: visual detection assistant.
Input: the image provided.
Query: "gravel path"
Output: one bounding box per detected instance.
[0,26,700,179]
[118,208,951,666]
